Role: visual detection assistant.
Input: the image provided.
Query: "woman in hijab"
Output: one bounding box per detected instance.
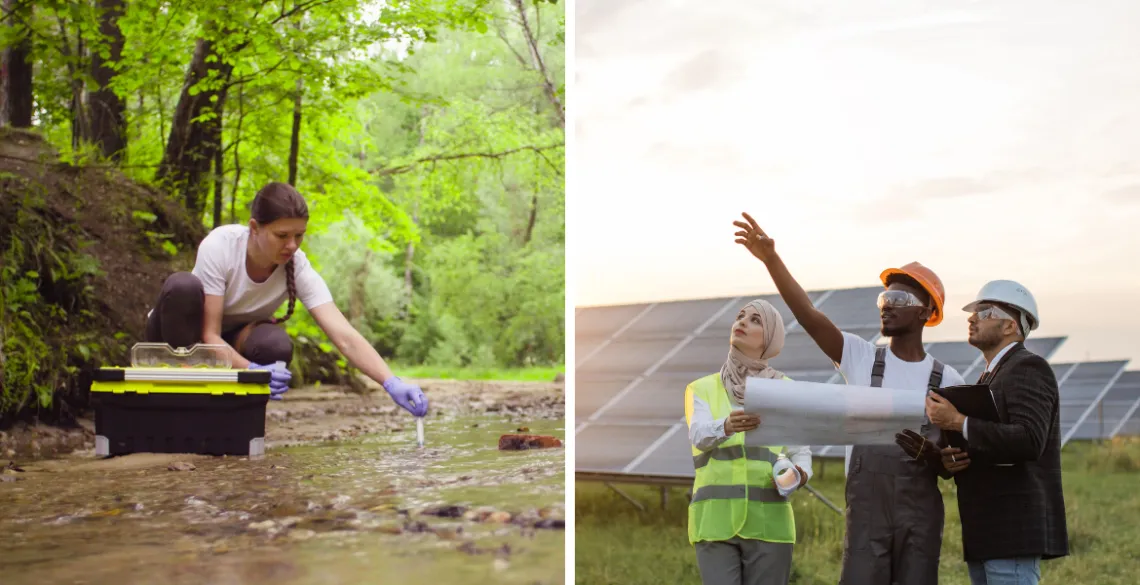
[684,299,812,585]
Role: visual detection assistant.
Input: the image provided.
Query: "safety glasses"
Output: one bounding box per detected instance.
[972,303,1018,322]
[876,290,927,310]
[971,303,1030,335]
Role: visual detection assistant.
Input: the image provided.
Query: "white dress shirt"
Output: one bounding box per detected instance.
[962,341,1018,439]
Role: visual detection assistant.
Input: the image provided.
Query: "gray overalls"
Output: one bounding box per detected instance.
[839,347,945,585]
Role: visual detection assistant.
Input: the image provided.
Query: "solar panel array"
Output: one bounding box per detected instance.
[575,286,1138,482]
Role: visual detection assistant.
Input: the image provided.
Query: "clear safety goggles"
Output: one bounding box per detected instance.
[970,303,1030,335]
[876,290,927,310]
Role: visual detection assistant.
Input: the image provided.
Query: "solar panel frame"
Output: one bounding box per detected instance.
[1107,371,1140,437]
[1060,361,1128,446]
[573,286,1118,485]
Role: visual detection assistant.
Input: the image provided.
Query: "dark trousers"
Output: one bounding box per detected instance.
[144,272,293,366]
[839,445,944,585]
[694,537,793,585]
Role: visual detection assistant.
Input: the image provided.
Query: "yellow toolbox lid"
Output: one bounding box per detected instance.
[91,368,272,395]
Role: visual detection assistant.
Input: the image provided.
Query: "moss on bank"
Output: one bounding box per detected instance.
[0,128,202,426]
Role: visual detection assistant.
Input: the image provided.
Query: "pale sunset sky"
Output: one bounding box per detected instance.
[571,0,1140,364]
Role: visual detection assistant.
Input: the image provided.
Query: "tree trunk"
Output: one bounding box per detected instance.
[60,20,90,149]
[156,36,233,219]
[509,0,563,128]
[404,108,428,304]
[350,249,372,323]
[1,0,33,128]
[287,17,303,186]
[287,76,302,186]
[523,192,538,245]
[213,135,223,229]
[230,83,244,224]
[88,0,127,161]
[404,209,416,298]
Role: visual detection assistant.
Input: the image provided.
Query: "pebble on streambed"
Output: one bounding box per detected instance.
[496,434,563,450]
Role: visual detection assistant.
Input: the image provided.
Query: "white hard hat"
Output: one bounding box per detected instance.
[963,280,1039,334]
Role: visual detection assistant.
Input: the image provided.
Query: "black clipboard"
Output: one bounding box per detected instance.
[930,384,1001,449]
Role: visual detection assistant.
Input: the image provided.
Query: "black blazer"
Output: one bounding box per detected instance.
[951,343,1069,562]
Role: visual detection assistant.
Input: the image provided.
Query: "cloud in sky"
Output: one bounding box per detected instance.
[572,0,1140,363]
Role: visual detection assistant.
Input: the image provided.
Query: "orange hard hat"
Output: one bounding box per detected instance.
[879,261,946,327]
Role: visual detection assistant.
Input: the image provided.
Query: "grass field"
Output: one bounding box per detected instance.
[575,439,1140,585]
[390,364,564,382]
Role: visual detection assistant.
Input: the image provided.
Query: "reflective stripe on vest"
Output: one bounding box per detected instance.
[693,445,776,469]
[685,373,796,545]
[691,484,787,503]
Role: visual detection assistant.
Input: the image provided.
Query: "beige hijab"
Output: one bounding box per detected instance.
[720,299,787,403]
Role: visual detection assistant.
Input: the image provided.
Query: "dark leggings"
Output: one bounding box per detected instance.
[144,272,294,366]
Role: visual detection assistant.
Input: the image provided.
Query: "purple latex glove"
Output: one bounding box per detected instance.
[382,376,428,417]
[249,362,291,400]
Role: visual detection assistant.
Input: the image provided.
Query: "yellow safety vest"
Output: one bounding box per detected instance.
[684,373,796,545]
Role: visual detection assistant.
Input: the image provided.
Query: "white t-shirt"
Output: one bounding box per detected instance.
[191,224,334,331]
[836,331,965,474]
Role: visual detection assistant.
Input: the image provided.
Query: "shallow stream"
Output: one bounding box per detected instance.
[0,414,565,585]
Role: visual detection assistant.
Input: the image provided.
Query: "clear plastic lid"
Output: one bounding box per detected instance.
[130,343,232,369]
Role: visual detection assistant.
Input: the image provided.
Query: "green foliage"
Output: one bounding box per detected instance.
[577,442,1140,585]
[0,177,113,414]
[4,0,563,413]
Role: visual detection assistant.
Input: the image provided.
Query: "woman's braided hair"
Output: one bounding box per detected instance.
[250,181,309,325]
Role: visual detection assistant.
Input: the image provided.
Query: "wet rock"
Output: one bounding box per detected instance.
[511,509,541,525]
[497,434,562,450]
[403,520,432,533]
[433,526,463,540]
[0,475,22,482]
[168,462,197,472]
[5,461,24,472]
[534,519,565,530]
[295,515,355,533]
[268,503,306,518]
[185,496,210,508]
[375,523,403,535]
[463,506,496,522]
[421,504,467,518]
[248,520,277,532]
[287,528,316,541]
[486,511,512,524]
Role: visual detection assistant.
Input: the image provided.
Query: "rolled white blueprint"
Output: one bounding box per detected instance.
[741,377,927,446]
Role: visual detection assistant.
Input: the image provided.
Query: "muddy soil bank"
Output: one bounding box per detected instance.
[0,378,564,461]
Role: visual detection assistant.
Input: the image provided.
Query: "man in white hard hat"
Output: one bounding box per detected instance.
[925,280,1069,585]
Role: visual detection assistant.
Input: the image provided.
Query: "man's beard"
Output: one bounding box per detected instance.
[881,323,914,338]
[969,330,1002,351]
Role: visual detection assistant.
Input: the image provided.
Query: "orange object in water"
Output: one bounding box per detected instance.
[498,434,563,450]
[879,261,946,327]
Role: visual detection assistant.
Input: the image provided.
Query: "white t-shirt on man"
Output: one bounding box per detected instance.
[191,224,334,332]
[835,331,966,474]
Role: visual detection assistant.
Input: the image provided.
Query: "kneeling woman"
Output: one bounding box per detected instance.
[144,181,427,416]
[684,299,811,585]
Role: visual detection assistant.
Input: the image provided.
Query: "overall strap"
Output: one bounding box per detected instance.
[871,347,887,388]
[928,359,945,392]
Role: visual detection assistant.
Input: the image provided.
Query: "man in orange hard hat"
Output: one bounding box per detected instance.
[733,212,964,585]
